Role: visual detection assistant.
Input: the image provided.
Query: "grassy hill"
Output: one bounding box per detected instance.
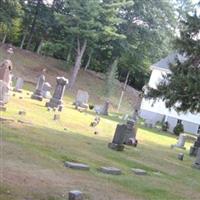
[1,86,200,200]
[1,44,200,200]
[0,43,141,114]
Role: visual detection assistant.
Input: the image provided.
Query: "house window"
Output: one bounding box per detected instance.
[197,125,200,134]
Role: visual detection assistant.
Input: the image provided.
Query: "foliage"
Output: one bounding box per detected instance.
[162,121,169,132]
[0,0,198,90]
[146,12,200,112]
[173,122,184,135]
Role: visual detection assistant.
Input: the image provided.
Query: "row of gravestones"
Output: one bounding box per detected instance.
[14,76,52,99]
[0,58,110,116]
[74,89,110,115]
[171,133,200,169]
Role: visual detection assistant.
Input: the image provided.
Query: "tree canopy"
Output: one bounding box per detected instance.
[145,11,200,113]
[0,0,197,90]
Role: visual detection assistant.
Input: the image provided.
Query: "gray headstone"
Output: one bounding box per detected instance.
[99,167,122,175]
[178,153,184,161]
[46,77,68,111]
[192,148,200,169]
[109,119,138,151]
[69,190,83,200]
[0,80,9,105]
[64,162,90,170]
[14,77,24,92]
[131,168,147,175]
[31,74,45,101]
[75,90,89,109]
[100,100,110,115]
[171,134,186,149]
[0,60,12,86]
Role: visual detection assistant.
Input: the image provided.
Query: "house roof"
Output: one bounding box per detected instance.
[151,52,187,71]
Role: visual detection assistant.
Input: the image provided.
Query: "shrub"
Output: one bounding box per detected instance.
[162,121,169,131]
[89,104,94,110]
[173,123,184,136]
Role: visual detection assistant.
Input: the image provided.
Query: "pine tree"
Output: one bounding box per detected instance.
[146,12,200,113]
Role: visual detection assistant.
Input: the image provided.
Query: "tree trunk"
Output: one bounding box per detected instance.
[69,38,87,89]
[105,58,119,97]
[2,34,7,43]
[36,39,43,54]
[117,71,130,112]
[26,0,41,49]
[84,50,93,71]
[20,34,26,49]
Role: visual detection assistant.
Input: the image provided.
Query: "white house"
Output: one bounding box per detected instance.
[140,52,200,135]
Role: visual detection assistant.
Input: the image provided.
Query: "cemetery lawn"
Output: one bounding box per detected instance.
[1,88,200,200]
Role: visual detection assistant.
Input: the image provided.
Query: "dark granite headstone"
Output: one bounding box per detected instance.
[31,74,45,101]
[46,77,68,111]
[192,148,200,169]
[190,136,200,156]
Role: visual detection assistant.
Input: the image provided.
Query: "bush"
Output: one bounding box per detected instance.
[89,104,94,110]
[162,121,169,131]
[173,123,184,136]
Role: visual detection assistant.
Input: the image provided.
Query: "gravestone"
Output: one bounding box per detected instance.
[131,168,147,175]
[178,153,184,161]
[65,161,90,170]
[0,60,12,86]
[0,80,9,106]
[69,190,83,200]
[14,77,24,93]
[108,124,127,151]
[171,134,186,149]
[192,148,200,169]
[123,119,138,146]
[190,135,200,156]
[31,74,45,101]
[100,100,110,115]
[75,90,89,109]
[42,82,52,99]
[46,77,68,111]
[108,119,138,151]
[99,167,122,175]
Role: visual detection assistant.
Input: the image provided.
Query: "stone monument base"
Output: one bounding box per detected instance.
[108,143,124,151]
[31,94,43,101]
[192,163,200,169]
[171,144,186,150]
[189,146,199,156]
[46,99,63,111]
[13,88,22,93]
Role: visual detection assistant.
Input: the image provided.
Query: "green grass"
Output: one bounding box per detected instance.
[1,85,200,200]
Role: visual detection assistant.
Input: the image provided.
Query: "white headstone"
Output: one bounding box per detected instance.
[75,90,89,105]
[0,80,9,105]
[15,77,24,92]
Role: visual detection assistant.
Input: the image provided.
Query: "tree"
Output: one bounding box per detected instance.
[145,12,200,113]
[0,0,21,43]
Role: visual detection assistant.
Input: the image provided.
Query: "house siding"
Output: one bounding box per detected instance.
[140,109,164,125]
[140,110,199,134]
